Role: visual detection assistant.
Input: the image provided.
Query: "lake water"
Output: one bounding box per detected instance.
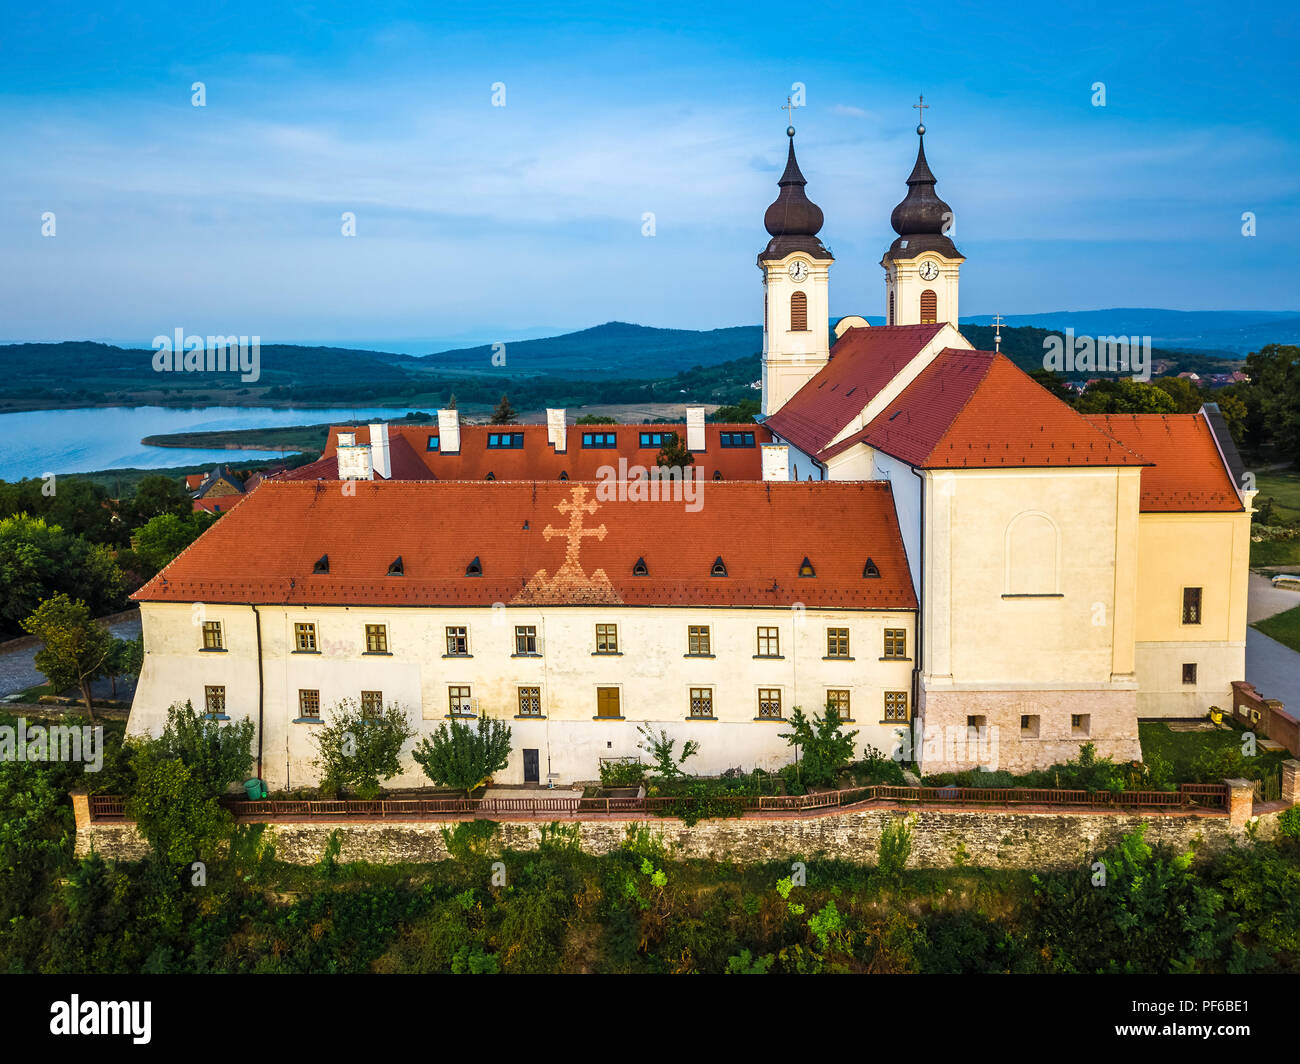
[0,405,417,481]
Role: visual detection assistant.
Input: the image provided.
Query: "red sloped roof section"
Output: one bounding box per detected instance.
[1085,413,1243,512]
[763,324,944,456]
[133,479,916,610]
[860,350,1148,468]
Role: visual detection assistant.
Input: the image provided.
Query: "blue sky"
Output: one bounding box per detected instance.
[1,0,1296,345]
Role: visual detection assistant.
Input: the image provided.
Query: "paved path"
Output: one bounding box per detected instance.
[1245,628,1300,712]
[0,609,141,699]
[1247,571,1300,623]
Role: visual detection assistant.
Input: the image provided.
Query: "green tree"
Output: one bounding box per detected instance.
[635,724,699,781]
[312,698,414,799]
[128,474,192,523]
[1214,392,1249,445]
[104,634,144,698]
[1153,375,1205,413]
[0,515,124,637]
[412,717,512,795]
[575,414,617,424]
[130,511,214,574]
[153,699,255,795]
[710,398,759,423]
[1076,379,1179,414]
[1244,344,1300,462]
[778,704,860,789]
[654,431,694,469]
[1028,368,1073,403]
[489,394,517,424]
[125,755,233,866]
[20,594,114,717]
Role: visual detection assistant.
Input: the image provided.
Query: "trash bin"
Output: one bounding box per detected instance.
[243,778,268,800]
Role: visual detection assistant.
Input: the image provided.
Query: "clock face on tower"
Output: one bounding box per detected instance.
[918,260,939,281]
[787,261,809,283]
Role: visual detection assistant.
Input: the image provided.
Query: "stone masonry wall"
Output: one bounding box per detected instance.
[75,804,1276,872]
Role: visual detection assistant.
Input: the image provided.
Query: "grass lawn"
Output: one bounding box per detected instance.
[1255,468,1300,524]
[1254,602,1300,654]
[1252,539,1300,566]
[1138,720,1289,783]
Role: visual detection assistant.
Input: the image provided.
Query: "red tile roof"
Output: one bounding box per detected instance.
[1085,413,1243,512]
[133,479,916,611]
[281,422,772,483]
[851,350,1148,469]
[763,324,945,456]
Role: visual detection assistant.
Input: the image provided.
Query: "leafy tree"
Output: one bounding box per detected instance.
[1076,379,1179,414]
[125,755,233,866]
[312,698,414,799]
[636,724,699,780]
[412,717,512,795]
[778,704,860,788]
[654,431,694,469]
[153,699,255,795]
[0,515,124,636]
[20,593,114,717]
[709,398,759,423]
[104,635,143,698]
[0,476,124,546]
[575,414,617,424]
[130,511,215,574]
[1028,368,1072,402]
[1244,344,1300,462]
[128,474,192,523]
[1153,375,1206,413]
[489,394,517,424]
[1214,391,1249,445]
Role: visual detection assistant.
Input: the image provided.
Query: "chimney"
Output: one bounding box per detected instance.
[369,423,392,479]
[686,406,706,451]
[761,444,789,481]
[337,431,373,480]
[437,408,461,453]
[546,408,567,452]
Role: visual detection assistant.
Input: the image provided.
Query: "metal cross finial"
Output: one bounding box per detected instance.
[913,93,929,132]
[993,313,1004,353]
[782,95,796,134]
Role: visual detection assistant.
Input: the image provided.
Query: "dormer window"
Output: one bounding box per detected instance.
[711,556,728,577]
[632,557,648,576]
[558,471,569,481]
[713,470,723,481]
[487,432,524,449]
[798,557,815,578]
[582,432,617,448]
[719,432,756,448]
[484,472,495,481]
[863,558,880,578]
[313,554,330,574]
[466,556,482,577]
[387,556,404,576]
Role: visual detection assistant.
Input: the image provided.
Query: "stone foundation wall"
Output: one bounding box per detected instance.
[75,804,1271,872]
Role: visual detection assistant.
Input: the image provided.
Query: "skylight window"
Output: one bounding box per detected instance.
[313,554,329,574]
[465,556,482,577]
[426,435,440,452]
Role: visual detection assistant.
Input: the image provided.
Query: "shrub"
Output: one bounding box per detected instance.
[412,717,512,795]
[778,704,859,789]
[312,698,414,799]
[154,700,255,795]
[877,815,913,879]
[598,759,647,788]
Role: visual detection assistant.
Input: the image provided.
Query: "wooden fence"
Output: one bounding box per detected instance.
[86,781,1228,824]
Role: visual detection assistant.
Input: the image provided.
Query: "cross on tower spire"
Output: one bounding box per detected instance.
[913,93,929,133]
[782,95,797,135]
[993,313,1004,353]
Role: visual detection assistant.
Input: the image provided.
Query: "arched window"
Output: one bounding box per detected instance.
[1004,512,1059,595]
[889,291,895,326]
[920,289,938,324]
[790,291,808,331]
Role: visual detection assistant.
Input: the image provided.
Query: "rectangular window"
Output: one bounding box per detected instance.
[204,685,226,716]
[298,689,320,718]
[690,687,714,719]
[719,432,756,448]
[364,624,388,653]
[687,625,711,656]
[1071,713,1091,737]
[1182,587,1203,625]
[446,626,468,656]
[966,714,987,738]
[826,627,850,658]
[1020,714,1040,737]
[883,628,907,659]
[514,625,538,654]
[595,623,619,654]
[426,435,440,452]
[884,691,909,722]
[596,687,621,718]
[449,686,474,716]
[757,688,783,719]
[756,626,780,657]
[581,432,617,448]
[639,431,672,448]
[361,690,383,717]
[201,620,223,650]
[294,622,317,652]
[487,432,524,449]
[517,686,541,717]
[826,689,851,720]
[1182,662,1198,685]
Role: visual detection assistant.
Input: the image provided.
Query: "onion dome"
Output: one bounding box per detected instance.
[884,124,961,261]
[759,128,832,263]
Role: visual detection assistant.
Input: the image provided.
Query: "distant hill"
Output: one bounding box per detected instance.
[962,309,1299,356]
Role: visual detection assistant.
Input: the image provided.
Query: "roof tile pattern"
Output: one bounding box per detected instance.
[134,480,916,610]
[1085,413,1243,512]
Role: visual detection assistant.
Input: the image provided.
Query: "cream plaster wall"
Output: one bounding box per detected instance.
[761,253,831,416]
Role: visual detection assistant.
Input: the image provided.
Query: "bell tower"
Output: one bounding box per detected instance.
[882,98,964,326]
[758,113,833,417]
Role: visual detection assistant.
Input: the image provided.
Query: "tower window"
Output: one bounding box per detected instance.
[790,291,808,331]
[920,289,938,325]
[889,291,895,326]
